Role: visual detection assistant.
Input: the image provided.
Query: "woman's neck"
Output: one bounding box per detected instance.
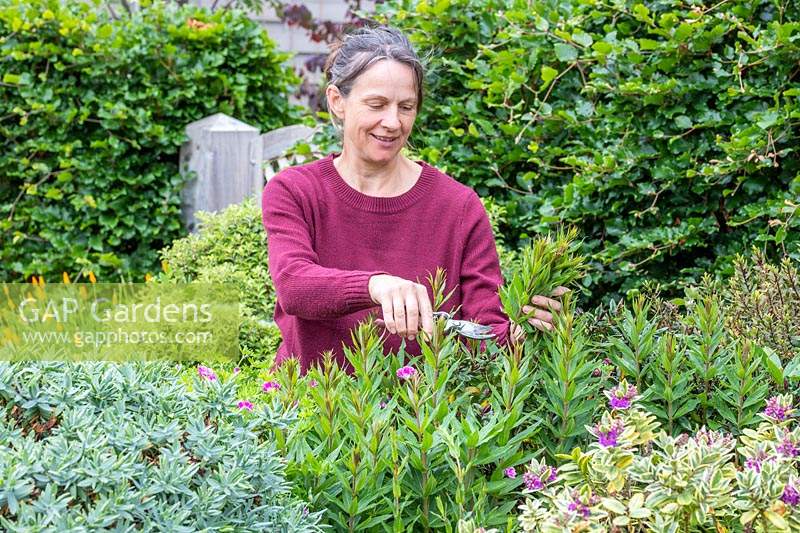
[333,149,419,197]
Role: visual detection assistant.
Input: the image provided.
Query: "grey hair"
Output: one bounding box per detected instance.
[324,25,426,131]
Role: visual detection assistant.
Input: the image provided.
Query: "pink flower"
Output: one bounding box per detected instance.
[396,366,417,381]
[197,365,217,381]
[308,379,318,388]
[237,400,253,411]
[504,467,517,479]
[262,381,281,393]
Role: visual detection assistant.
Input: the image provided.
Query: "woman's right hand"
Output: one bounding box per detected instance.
[368,274,434,340]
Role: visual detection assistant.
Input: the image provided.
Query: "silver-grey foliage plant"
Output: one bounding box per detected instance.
[0,361,322,532]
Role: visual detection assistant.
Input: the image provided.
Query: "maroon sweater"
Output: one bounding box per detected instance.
[261,153,509,372]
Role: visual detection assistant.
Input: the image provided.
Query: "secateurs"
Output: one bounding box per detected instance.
[433,311,496,340]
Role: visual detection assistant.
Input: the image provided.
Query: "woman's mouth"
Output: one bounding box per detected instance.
[371,134,398,145]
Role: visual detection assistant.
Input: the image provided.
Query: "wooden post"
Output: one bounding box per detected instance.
[261,124,315,181]
[179,113,263,233]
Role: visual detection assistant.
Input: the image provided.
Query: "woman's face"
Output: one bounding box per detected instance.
[328,59,418,166]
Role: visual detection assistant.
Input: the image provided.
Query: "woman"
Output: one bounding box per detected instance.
[262,25,563,373]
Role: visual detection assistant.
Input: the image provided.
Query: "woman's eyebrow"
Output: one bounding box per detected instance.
[362,94,417,104]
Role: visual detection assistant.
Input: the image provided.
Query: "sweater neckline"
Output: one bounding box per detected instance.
[320,152,436,213]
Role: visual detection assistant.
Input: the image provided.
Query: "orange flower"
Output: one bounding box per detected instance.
[63,272,71,284]
[88,271,97,284]
[187,18,213,31]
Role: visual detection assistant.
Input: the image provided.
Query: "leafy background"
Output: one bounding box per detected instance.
[0,0,302,281]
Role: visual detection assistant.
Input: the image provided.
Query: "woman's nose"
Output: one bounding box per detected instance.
[380,107,402,129]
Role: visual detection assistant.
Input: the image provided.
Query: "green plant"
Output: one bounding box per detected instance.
[726,248,800,362]
[0,0,302,281]
[0,361,321,531]
[267,272,540,532]
[158,197,280,363]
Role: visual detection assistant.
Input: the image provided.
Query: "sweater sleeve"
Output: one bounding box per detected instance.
[458,190,511,346]
[262,171,385,320]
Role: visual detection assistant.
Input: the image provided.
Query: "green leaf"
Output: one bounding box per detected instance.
[572,31,593,47]
[602,497,627,515]
[592,41,613,54]
[3,73,22,84]
[764,510,788,530]
[541,65,558,85]
[554,43,578,62]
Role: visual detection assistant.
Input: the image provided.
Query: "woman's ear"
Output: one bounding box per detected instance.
[325,85,345,122]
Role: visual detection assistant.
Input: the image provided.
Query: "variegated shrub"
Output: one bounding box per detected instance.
[515,388,799,532]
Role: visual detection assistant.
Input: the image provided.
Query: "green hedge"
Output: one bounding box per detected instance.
[0,0,303,282]
[361,0,800,302]
[159,198,282,363]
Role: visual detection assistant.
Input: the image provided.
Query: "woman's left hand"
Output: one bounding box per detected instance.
[510,286,570,344]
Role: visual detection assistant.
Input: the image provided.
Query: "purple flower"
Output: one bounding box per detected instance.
[764,396,791,421]
[197,365,217,381]
[592,368,602,378]
[262,381,281,393]
[308,379,318,388]
[523,472,544,491]
[237,400,253,411]
[781,481,799,506]
[233,367,240,374]
[692,427,734,448]
[745,450,774,473]
[396,365,417,381]
[520,462,556,491]
[605,382,638,411]
[594,419,625,448]
[379,401,387,409]
[777,437,799,458]
[567,491,597,518]
[609,396,631,409]
[504,467,517,479]
[745,457,762,473]
[603,358,612,365]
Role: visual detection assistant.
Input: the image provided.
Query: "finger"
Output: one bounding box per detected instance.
[393,293,407,337]
[531,308,553,325]
[416,285,434,337]
[380,299,396,334]
[404,292,419,340]
[551,286,570,298]
[522,305,553,324]
[531,295,562,312]
[527,318,553,332]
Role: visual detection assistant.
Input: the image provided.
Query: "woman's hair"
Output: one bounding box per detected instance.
[323,25,425,130]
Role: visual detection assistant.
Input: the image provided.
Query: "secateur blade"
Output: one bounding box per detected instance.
[433,311,496,340]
